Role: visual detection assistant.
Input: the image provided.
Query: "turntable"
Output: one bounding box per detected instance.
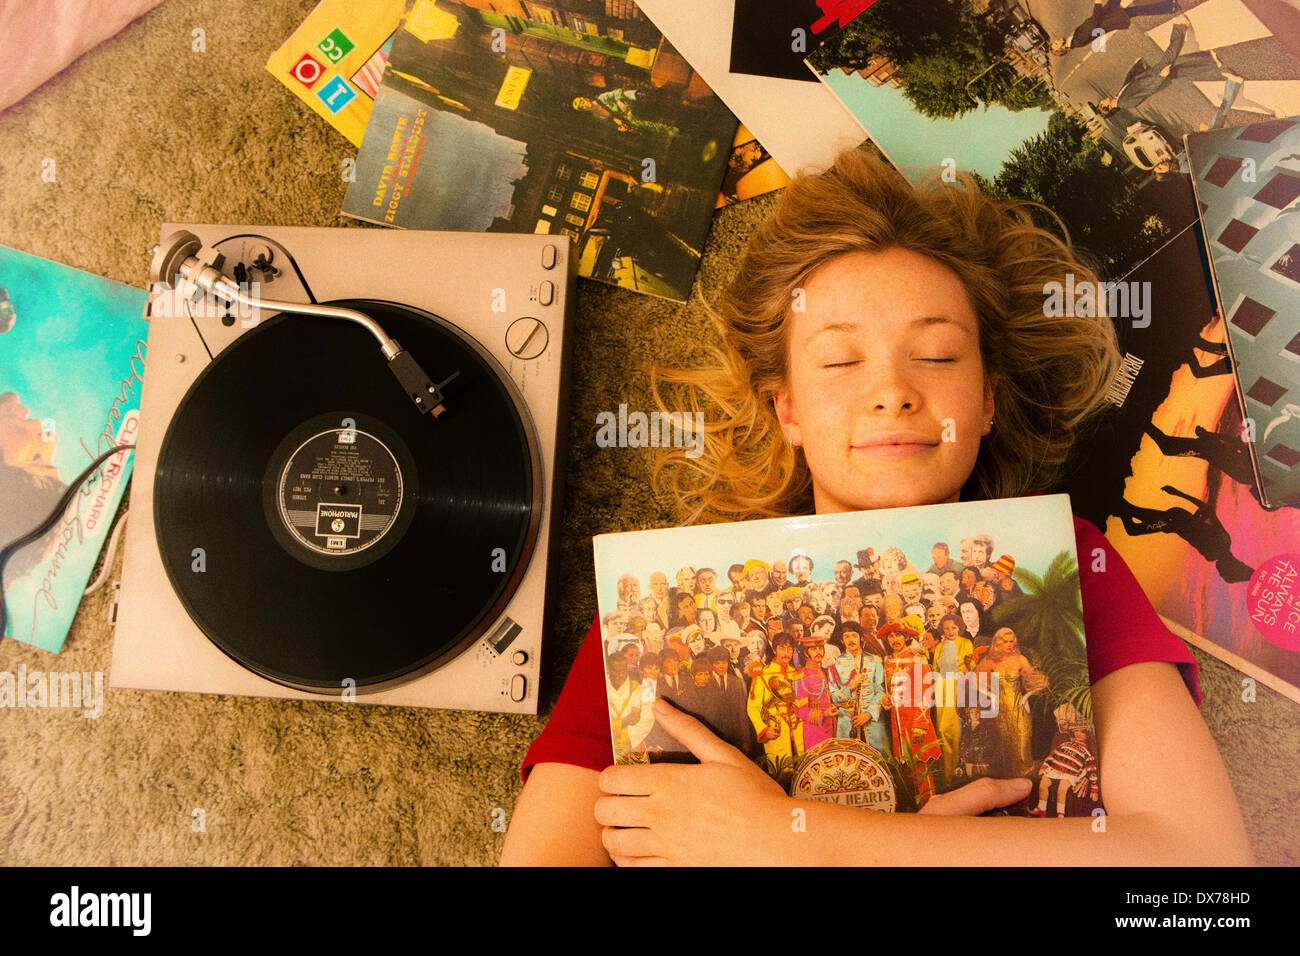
[110,225,574,713]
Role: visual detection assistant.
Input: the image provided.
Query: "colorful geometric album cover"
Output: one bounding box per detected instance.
[593,495,1099,815]
[1185,115,1300,511]
[1060,221,1300,703]
[804,0,1300,281]
[266,0,407,147]
[340,0,739,302]
[0,246,148,652]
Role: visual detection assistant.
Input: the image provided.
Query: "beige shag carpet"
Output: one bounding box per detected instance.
[0,0,1295,866]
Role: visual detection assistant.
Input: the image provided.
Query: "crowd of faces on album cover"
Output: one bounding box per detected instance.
[599,529,1100,814]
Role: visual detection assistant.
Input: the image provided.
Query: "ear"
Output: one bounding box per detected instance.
[982,374,997,435]
[772,388,802,448]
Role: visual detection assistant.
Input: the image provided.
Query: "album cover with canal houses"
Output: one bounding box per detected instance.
[341,0,738,302]
[593,494,1099,815]
[0,245,148,652]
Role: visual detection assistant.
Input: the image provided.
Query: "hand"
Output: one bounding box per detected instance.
[757,726,780,743]
[848,673,864,690]
[595,698,789,865]
[918,777,1034,816]
[850,712,871,728]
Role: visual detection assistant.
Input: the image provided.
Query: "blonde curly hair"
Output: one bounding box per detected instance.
[651,145,1120,526]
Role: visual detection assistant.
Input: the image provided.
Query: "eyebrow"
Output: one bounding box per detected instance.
[821,316,977,345]
[808,316,968,340]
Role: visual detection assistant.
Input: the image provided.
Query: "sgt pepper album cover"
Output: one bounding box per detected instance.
[592,494,1100,815]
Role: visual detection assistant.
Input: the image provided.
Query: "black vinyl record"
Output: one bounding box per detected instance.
[154,299,540,693]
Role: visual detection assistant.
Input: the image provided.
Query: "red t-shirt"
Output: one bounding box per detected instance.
[520,515,1201,782]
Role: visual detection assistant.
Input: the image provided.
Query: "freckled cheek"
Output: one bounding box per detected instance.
[798,386,856,443]
[932,385,985,446]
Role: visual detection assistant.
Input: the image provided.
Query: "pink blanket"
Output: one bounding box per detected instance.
[0,0,166,111]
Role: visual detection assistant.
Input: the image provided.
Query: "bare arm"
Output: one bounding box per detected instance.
[596,664,1254,865]
[775,662,1253,865]
[510,663,1253,866]
[499,763,612,866]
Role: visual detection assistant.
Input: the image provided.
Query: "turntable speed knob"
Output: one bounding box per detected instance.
[511,650,527,665]
[505,316,548,360]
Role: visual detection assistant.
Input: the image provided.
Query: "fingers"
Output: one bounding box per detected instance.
[594,794,650,829]
[651,698,749,766]
[601,824,662,862]
[599,764,661,796]
[595,790,669,865]
[918,777,1033,816]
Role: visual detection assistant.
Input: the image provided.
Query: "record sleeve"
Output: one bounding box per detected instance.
[593,494,1097,814]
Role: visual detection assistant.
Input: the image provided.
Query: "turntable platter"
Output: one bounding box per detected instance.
[152,299,542,693]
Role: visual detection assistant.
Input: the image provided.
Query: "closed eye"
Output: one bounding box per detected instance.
[822,360,860,368]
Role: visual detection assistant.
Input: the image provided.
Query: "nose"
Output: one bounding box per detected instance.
[865,362,921,415]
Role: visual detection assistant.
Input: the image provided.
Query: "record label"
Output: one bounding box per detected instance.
[274,427,402,556]
[260,411,418,573]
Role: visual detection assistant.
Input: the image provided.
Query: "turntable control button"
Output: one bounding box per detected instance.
[538,281,555,307]
[541,244,557,270]
[505,316,548,359]
[509,674,527,702]
[511,650,527,666]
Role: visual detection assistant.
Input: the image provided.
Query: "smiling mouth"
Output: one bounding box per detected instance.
[852,441,937,458]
